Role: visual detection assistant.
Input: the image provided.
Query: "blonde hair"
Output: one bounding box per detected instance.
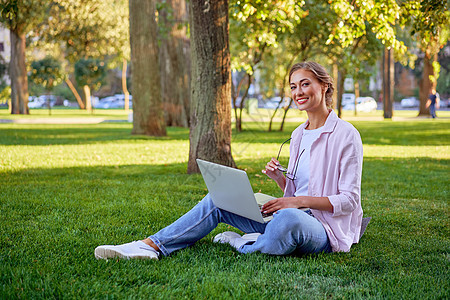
[289,62,334,109]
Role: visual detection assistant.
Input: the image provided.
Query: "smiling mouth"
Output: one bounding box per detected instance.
[297,98,308,104]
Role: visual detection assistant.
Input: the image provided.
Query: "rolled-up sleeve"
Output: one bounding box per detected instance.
[329,133,363,217]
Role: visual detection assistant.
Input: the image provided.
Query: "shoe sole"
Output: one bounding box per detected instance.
[94,247,158,260]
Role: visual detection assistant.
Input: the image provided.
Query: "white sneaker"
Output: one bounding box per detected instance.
[94,241,159,260]
[213,231,249,250]
[242,232,261,242]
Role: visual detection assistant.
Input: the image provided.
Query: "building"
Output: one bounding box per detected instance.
[0,24,11,85]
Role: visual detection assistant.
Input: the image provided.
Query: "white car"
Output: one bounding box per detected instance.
[28,96,56,108]
[96,94,132,109]
[343,97,377,112]
[400,97,419,108]
[342,93,355,106]
[28,96,45,108]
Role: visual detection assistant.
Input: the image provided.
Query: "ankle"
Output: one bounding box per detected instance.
[142,238,160,252]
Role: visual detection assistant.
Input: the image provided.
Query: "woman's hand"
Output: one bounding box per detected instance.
[262,158,287,191]
[261,197,301,214]
[262,158,284,181]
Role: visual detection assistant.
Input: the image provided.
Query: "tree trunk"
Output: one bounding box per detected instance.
[279,99,292,132]
[418,52,436,116]
[269,80,288,132]
[274,52,307,131]
[332,64,338,109]
[382,48,394,119]
[9,29,29,114]
[159,0,190,127]
[122,58,130,112]
[65,78,85,109]
[187,0,236,173]
[83,85,92,112]
[236,73,251,132]
[231,73,249,132]
[337,70,346,118]
[354,80,360,116]
[269,56,298,132]
[130,0,166,136]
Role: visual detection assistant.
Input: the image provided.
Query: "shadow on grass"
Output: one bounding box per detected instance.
[1,156,449,298]
[353,120,450,146]
[1,119,449,146]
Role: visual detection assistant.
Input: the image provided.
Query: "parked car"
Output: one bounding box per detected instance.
[96,94,132,109]
[341,93,355,106]
[28,96,45,108]
[439,98,449,108]
[28,95,56,108]
[343,96,377,112]
[400,97,420,108]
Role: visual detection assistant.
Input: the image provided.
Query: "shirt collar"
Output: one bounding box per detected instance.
[302,110,338,134]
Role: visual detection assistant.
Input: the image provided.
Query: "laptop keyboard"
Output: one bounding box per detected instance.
[258,204,273,218]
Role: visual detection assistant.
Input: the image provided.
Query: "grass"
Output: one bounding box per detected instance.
[0,109,449,298]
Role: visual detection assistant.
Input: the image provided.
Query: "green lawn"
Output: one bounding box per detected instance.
[1,110,449,298]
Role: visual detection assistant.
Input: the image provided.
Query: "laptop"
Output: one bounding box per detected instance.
[197,159,289,223]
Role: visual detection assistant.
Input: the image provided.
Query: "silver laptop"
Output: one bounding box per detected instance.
[196,158,278,223]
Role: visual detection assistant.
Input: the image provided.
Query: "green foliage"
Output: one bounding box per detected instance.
[0,117,449,298]
[327,0,407,54]
[400,0,449,74]
[27,81,46,97]
[401,0,449,40]
[0,0,49,34]
[74,58,107,91]
[52,82,76,102]
[44,0,129,64]
[229,0,305,74]
[436,63,450,96]
[0,54,8,103]
[0,0,18,20]
[0,53,7,83]
[0,85,10,104]
[29,56,65,91]
[156,1,175,41]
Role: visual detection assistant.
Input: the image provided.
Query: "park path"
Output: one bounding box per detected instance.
[0,114,443,124]
[0,118,127,124]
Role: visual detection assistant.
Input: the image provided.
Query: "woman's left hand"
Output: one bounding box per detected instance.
[261,197,301,214]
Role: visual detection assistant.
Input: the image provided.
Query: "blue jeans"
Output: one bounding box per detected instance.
[149,194,331,256]
[430,104,436,118]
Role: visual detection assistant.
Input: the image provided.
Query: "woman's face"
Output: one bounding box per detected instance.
[290,69,327,113]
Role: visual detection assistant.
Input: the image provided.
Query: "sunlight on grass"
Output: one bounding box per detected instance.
[0,113,449,298]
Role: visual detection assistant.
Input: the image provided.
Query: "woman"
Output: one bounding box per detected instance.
[95,61,363,260]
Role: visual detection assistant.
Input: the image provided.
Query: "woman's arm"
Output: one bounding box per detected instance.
[261,195,333,214]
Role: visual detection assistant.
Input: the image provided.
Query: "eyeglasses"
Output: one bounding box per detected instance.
[276,138,304,181]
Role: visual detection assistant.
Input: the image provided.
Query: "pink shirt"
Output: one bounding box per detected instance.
[283,110,363,252]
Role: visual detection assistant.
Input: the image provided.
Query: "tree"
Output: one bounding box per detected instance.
[129,0,166,136]
[40,0,130,110]
[262,0,334,131]
[187,0,236,173]
[327,0,408,119]
[29,56,64,113]
[158,0,190,127]
[74,58,107,111]
[0,0,52,114]
[400,0,449,116]
[229,0,305,132]
[261,0,384,127]
[29,56,64,92]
